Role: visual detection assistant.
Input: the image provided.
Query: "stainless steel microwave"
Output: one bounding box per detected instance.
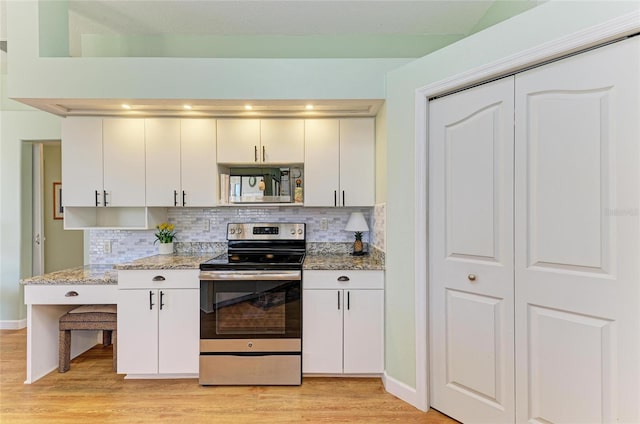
[227,167,301,204]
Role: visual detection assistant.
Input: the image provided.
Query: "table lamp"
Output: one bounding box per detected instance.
[344,212,369,255]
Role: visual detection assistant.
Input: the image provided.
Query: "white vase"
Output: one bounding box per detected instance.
[158,242,174,255]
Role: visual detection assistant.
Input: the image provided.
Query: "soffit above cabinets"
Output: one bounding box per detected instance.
[16,98,384,118]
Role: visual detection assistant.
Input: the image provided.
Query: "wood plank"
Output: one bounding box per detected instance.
[0,329,458,423]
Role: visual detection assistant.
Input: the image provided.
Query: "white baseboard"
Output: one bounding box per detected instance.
[0,319,27,330]
[382,371,426,412]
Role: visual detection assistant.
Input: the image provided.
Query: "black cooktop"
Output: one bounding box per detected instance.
[200,251,305,271]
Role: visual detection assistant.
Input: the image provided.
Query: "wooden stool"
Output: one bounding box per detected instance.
[58,305,117,373]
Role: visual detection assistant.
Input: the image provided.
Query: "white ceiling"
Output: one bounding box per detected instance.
[19,1,544,117]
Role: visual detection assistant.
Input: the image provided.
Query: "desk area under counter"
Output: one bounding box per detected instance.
[21,255,216,384]
[21,265,118,384]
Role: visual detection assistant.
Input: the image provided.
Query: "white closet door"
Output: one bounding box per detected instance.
[429,76,515,423]
[514,37,640,424]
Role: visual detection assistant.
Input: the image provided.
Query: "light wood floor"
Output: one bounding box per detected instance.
[0,329,457,423]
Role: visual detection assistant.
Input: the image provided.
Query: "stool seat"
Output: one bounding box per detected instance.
[58,305,117,373]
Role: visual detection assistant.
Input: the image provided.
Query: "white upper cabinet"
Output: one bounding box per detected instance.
[217,119,304,164]
[62,117,145,207]
[180,119,217,207]
[304,118,375,207]
[217,119,261,163]
[145,119,182,207]
[260,119,304,163]
[304,119,340,206]
[102,119,146,207]
[146,119,217,207]
[338,119,375,207]
[62,117,104,207]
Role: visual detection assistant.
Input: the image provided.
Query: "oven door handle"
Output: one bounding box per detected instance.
[199,271,301,281]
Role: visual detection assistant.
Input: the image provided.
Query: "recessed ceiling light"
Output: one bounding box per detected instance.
[244,105,253,110]
[183,104,192,110]
[305,104,314,110]
[121,104,131,109]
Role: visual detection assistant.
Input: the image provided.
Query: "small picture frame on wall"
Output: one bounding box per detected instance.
[53,182,63,220]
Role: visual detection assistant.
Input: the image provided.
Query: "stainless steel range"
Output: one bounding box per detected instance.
[199,223,305,385]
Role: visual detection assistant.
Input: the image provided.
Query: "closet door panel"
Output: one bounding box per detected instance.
[429,76,515,423]
[515,37,640,424]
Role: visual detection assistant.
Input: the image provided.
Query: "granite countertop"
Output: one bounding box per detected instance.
[114,254,217,270]
[21,250,383,286]
[20,265,118,285]
[303,253,385,271]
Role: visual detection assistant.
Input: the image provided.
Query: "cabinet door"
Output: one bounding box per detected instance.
[180,119,217,207]
[217,119,260,163]
[61,117,104,207]
[260,119,304,163]
[117,289,159,374]
[339,119,375,207]
[302,289,343,373]
[303,119,340,206]
[145,119,181,207]
[103,119,146,206]
[343,289,384,373]
[158,289,199,374]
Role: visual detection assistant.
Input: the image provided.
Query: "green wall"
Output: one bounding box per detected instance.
[384,0,640,388]
[0,107,61,322]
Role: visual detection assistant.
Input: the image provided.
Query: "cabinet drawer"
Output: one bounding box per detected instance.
[303,270,383,290]
[118,269,199,289]
[24,285,117,305]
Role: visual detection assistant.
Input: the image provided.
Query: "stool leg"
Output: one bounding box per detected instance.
[103,330,112,347]
[59,330,71,373]
[112,330,117,372]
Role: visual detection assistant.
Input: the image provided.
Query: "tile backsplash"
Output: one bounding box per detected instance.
[89,205,386,264]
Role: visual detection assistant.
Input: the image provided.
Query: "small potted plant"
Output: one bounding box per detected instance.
[154,222,177,255]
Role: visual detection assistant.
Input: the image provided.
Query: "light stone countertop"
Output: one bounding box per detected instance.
[21,251,383,286]
[303,253,385,271]
[20,265,118,285]
[113,254,218,270]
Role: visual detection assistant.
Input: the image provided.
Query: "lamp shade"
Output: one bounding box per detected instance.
[344,212,369,232]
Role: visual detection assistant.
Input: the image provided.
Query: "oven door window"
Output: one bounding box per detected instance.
[200,280,300,339]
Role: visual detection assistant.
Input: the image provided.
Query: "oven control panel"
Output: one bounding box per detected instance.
[227,223,305,240]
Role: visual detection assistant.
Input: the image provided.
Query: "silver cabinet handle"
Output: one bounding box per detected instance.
[65,291,79,297]
[152,275,166,281]
[468,274,477,282]
[337,276,350,282]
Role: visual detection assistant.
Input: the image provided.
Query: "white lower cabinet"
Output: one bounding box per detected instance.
[302,270,384,374]
[117,270,199,377]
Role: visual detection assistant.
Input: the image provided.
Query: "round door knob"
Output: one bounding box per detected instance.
[247,342,253,348]
[297,229,303,234]
[237,229,242,234]
[230,228,236,234]
[290,229,296,235]
[468,274,477,281]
